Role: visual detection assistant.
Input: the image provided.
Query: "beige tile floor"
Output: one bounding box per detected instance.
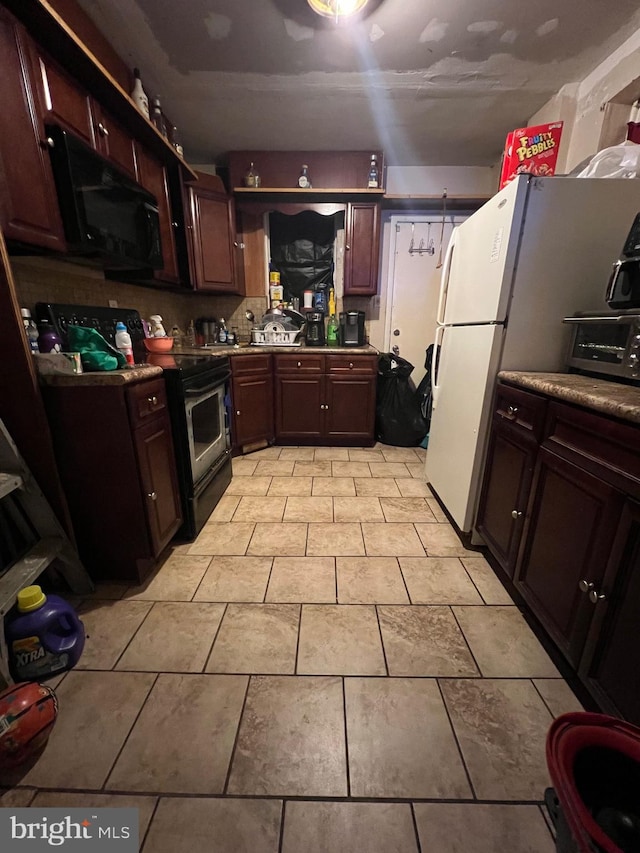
[0,444,585,852]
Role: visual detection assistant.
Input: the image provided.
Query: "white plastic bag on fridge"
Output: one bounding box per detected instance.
[576,140,640,179]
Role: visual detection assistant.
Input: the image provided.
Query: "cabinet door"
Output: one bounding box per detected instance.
[344,202,380,295]
[133,415,182,557]
[188,185,239,292]
[275,375,323,442]
[92,104,137,179]
[232,372,274,449]
[35,53,95,146]
[0,10,65,251]
[325,375,376,443]
[476,419,537,577]
[136,146,180,284]
[515,447,623,667]
[580,499,640,724]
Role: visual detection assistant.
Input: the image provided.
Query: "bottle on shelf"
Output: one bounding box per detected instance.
[20,309,39,354]
[298,164,312,188]
[171,126,184,158]
[150,96,167,138]
[170,325,183,350]
[367,154,379,189]
[227,327,238,346]
[326,313,338,346]
[244,162,260,188]
[37,322,62,354]
[186,319,196,347]
[217,318,228,344]
[130,67,149,119]
[115,322,134,365]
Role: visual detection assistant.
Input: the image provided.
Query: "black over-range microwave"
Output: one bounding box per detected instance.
[46,124,163,270]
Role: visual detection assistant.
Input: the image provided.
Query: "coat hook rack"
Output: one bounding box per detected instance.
[408,222,435,256]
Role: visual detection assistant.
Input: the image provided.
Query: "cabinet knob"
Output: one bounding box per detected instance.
[349,362,354,369]
[297,361,301,368]
[97,122,109,137]
[588,589,606,604]
[236,410,241,416]
[147,491,157,501]
[148,395,158,405]
[345,244,351,251]
[41,137,55,149]
[578,579,594,593]
[506,405,519,419]
[172,221,178,228]
[511,510,522,519]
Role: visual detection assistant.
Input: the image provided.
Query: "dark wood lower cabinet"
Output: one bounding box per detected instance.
[272,353,377,445]
[515,448,623,668]
[230,354,274,450]
[580,499,640,723]
[479,379,640,724]
[42,378,181,583]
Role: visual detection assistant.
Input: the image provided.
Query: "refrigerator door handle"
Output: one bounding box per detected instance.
[436,228,457,325]
[431,324,445,409]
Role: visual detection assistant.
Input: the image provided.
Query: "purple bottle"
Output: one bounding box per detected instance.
[5,585,85,681]
[37,322,62,353]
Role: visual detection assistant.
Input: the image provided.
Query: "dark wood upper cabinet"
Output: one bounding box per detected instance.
[0,8,66,252]
[92,103,137,180]
[228,150,384,190]
[135,144,180,285]
[344,201,381,295]
[34,51,95,145]
[187,173,239,293]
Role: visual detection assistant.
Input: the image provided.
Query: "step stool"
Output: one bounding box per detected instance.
[0,418,93,687]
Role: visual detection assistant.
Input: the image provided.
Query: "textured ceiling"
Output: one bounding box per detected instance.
[77,0,640,166]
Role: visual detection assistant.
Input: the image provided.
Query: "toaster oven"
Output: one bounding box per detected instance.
[563,312,640,382]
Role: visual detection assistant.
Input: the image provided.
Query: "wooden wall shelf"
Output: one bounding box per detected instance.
[234,187,385,195]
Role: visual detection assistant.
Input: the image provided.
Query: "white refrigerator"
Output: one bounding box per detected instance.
[425,174,640,534]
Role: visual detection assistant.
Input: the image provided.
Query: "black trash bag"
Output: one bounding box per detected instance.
[414,344,439,430]
[376,353,428,447]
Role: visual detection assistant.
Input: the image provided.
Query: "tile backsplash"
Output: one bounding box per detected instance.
[10,256,268,343]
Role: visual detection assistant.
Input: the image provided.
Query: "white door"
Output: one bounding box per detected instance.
[441,176,528,326]
[385,217,457,385]
[425,323,505,532]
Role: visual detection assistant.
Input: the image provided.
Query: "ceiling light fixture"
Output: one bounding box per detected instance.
[307,0,369,21]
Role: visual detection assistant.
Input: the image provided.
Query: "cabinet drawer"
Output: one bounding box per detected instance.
[326,354,376,375]
[275,354,324,374]
[545,401,640,489]
[126,379,168,427]
[231,353,272,377]
[494,383,547,442]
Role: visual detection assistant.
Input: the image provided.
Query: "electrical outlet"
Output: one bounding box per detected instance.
[108,299,118,308]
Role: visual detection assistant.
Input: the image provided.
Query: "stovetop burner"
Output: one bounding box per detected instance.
[144,352,229,378]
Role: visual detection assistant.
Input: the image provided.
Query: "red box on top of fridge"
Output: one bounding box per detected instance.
[499,121,564,189]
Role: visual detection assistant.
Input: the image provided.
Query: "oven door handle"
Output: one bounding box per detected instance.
[563,315,629,323]
[184,373,230,396]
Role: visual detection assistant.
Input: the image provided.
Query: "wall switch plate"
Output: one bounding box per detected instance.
[108,299,118,308]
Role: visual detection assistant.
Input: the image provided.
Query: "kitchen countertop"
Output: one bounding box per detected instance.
[39,365,163,387]
[179,344,379,356]
[498,371,640,425]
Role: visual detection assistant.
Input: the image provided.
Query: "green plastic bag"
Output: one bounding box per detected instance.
[67,326,126,371]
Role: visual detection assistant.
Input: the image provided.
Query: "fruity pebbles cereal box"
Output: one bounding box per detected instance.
[499,121,564,189]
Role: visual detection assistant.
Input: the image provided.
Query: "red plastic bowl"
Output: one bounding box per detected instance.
[143,337,174,353]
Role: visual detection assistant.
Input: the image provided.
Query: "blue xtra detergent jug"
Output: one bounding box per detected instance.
[5,585,85,680]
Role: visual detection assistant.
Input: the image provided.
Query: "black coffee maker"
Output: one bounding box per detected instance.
[305,312,325,346]
[338,311,365,347]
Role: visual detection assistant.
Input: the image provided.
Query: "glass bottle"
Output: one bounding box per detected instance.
[150,96,167,137]
[244,162,259,188]
[298,164,312,188]
[217,318,228,344]
[367,154,379,189]
[171,126,184,158]
[130,68,149,119]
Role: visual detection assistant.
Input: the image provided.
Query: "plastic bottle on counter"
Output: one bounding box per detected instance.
[20,309,39,353]
[37,322,62,353]
[227,327,237,346]
[217,318,228,344]
[115,322,134,365]
[186,320,196,347]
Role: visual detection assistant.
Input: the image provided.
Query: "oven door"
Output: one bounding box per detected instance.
[185,380,228,484]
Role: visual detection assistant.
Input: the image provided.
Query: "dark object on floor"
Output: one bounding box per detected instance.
[415,344,439,430]
[375,353,427,447]
[545,712,640,853]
